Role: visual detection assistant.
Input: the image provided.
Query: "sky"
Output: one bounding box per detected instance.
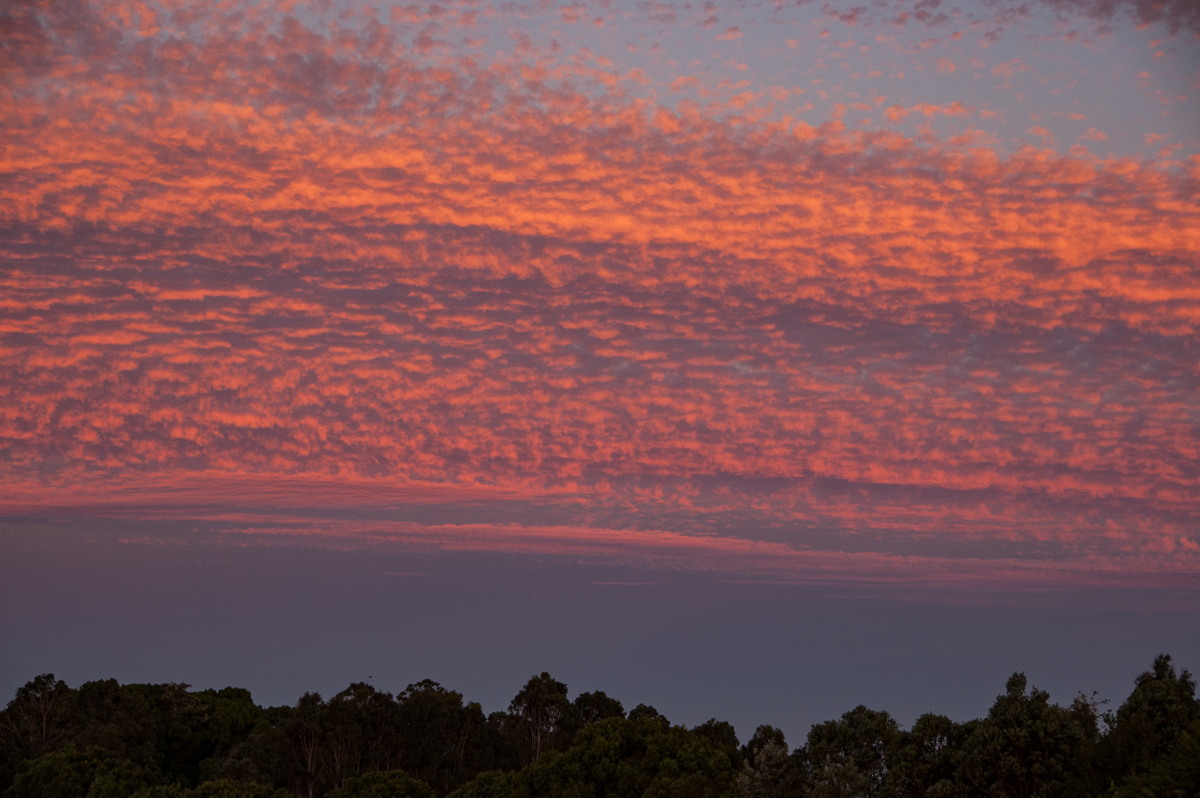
[1,0,1198,745]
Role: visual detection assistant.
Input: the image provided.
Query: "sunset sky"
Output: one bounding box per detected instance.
[2,0,1198,741]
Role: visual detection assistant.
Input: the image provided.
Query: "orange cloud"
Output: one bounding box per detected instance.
[1,0,1197,589]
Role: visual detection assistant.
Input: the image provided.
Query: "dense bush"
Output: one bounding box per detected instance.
[2,657,1196,797]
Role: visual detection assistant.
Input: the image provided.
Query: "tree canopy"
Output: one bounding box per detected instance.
[1,656,1196,798]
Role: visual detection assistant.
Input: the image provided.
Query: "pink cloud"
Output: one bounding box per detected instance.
[1,0,1197,590]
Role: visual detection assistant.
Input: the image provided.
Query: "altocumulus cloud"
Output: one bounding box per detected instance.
[0,0,1197,588]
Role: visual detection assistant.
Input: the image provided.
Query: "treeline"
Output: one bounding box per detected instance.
[1,655,1197,798]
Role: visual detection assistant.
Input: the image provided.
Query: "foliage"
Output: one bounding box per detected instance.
[506,673,573,767]
[444,770,517,798]
[395,680,491,792]
[2,656,1198,798]
[1110,717,1200,798]
[1102,654,1199,780]
[883,713,969,798]
[461,714,740,798]
[572,692,625,728]
[326,769,435,798]
[3,745,148,798]
[955,672,1100,798]
[187,780,292,798]
[736,725,799,798]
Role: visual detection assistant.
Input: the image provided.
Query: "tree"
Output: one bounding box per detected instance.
[507,674,574,765]
[193,687,266,779]
[148,682,229,787]
[325,682,401,785]
[0,674,75,761]
[736,725,798,798]
[325,770,435,798]
[800,706,900,798]
[445,770,519,798]
[3,745,149,798]
[1111,717,1200,798]
[958,673,1098,798]
[69,679,149,768]
[201,703,292,787]
[620,720,738,798]
[628,704,669,729]
[693,720,741,766]
[284,692,329,798]
[573,692,625,727]
[510,715,739,798]
[3,658,1192,798]
[186,780,291,798]
[1102,653,1200,788]
[641,728,738,798]
[741,725,786,770]
[396,680,488,793]
[883,713,968,798]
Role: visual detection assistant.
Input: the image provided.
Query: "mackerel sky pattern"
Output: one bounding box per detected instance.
[1,0,1198,590]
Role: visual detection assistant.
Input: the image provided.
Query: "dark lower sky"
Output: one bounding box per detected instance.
[3,516,1196,745]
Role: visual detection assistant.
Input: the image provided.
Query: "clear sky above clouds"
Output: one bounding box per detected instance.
[1,0,1197,740]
